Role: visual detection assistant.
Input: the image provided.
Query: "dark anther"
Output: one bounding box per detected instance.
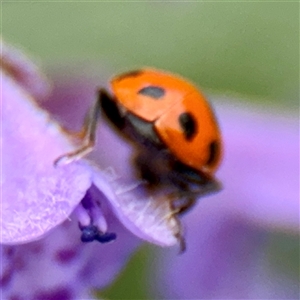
[95,232,117,243]
[80,225,117,244]
[80,225,99,242]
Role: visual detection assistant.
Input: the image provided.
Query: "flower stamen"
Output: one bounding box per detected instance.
[76,190,117,244]
[80,224,116,243]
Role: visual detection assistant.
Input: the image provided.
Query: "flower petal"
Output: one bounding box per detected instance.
[92,160,180,247]
[1,53,92,245]
[1,39,50,100]
[217,101,299,232]
[156,205,299,299]
[1,197,139,299]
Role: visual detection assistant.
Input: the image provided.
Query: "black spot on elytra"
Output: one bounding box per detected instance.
[116,70,143,81]
[179,112,197,140]
[206,141,219,166]
[138,86,165,99]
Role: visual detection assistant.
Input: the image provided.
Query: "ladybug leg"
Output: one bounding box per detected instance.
[54,89,110,166]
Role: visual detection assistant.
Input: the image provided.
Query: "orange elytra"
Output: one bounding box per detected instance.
[111,68,222,175]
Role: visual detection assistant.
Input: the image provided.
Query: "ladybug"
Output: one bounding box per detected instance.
[56,68,222,214]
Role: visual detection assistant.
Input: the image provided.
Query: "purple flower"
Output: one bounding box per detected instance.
[3,39,298,299]
[1,41,181,298]
[154,102,299,299]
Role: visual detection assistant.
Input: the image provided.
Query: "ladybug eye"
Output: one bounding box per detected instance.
[206,141,219,166]
[178,112,197,140]
[138,86,165,99]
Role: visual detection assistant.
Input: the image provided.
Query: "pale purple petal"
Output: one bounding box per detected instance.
[1,68,94,244]
[156,206,299,299]
[1,42,146,298]
[1,40,50,100]
[1,189,139,299]
[92,160,180,247]
[216,101,299,232]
